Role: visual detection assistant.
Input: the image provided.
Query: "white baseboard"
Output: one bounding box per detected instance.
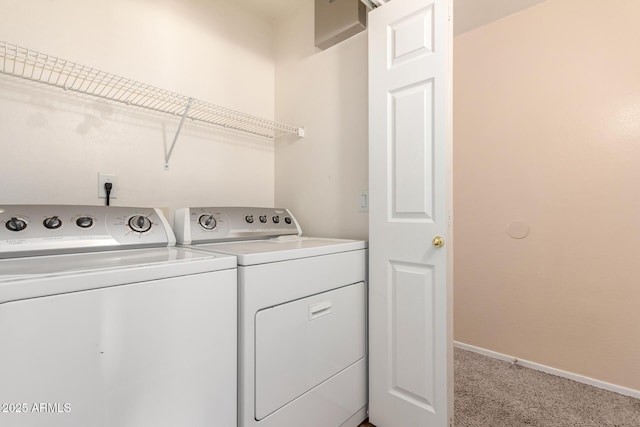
[454,341,640,400]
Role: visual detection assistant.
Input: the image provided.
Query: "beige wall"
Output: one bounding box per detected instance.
[0,0,276,218]
[273,0,369,240]
[0,0,368,233]
[454,0,640,390]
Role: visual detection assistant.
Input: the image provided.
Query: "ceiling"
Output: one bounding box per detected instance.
[235,0,305,21]
[453,0,547,35]
[235,0,548,34]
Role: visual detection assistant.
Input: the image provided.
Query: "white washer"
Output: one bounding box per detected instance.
[175,207,368,427]
[0,205,237,427]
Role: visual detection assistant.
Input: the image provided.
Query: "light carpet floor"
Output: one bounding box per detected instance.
[455,347,640,426]
[360,348,640,426]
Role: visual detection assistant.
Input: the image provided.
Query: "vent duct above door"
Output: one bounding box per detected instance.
[315,0,367,50]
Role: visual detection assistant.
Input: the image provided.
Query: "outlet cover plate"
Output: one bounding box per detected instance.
[98,173,117,199]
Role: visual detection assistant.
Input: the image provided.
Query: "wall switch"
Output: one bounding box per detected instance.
[359,190,369,212]
[98,173,117,199]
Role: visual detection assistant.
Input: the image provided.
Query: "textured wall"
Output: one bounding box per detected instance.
[0,0,276,218]
[454,0,640,391]
[273,0,369,240]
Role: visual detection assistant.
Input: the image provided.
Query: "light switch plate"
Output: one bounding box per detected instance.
[359,190,369,212]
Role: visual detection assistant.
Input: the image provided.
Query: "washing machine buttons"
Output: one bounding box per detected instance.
[76,217,94,228]
[128,215,152,233]
[245,215,254,224]
[43,216,62,229]
[198,214,217,230]
[284,217,292,225]
[259,215,267,223]
[6,217,27,232]
[272,215,280,224]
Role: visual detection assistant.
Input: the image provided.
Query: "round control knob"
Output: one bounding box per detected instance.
[43,216,62,229]
[76,217,94,228]
[245,215,254,224]
[198,214,217,230]
[284,217,292,225]
[272,215,280,224]
[6,217,27,232]
[128,215,152,233]
[259,215,267,223]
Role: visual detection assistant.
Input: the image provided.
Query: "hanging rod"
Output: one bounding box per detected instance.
[0,41,305,165]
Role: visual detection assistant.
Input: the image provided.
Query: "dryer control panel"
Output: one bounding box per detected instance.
[0,205,175,258]
[174,207,301,245]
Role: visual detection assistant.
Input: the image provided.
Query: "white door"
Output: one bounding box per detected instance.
[368,0,453,426]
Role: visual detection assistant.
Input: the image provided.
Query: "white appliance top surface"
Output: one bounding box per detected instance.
[0,247,236,303]
[190,236,367,266]
[0,247,233,277]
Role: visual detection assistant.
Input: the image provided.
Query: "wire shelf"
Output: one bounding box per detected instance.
[0,41,304,141]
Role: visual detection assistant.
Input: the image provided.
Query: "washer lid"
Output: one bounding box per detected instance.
[0,247,236,303]
[191,236,367,266]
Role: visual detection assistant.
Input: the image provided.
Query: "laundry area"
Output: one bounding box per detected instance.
[0,0,376,426]
[3,0,639,426]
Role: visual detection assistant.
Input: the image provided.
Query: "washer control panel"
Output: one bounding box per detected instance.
[174,207,301,245]
[0,205,175,259]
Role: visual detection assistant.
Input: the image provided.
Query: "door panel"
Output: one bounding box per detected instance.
[391,79,434,219]
[368,0,452,425]
[254,282,366,420]
[390,261,435,410]
[390,5,434,66]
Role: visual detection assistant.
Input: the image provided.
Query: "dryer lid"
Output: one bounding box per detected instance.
[193,236,366,266]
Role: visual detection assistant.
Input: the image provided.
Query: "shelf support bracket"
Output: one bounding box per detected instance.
[164,98,193,170]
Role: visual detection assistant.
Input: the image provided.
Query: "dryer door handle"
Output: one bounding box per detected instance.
[309,300,333,320]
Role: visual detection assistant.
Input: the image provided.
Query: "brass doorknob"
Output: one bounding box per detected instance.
[432,236,444,248]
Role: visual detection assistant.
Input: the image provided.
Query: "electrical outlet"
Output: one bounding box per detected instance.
[98,173,117,199]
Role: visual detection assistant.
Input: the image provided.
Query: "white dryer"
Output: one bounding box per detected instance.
[0,205,237,427]
[175,207,368,427]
